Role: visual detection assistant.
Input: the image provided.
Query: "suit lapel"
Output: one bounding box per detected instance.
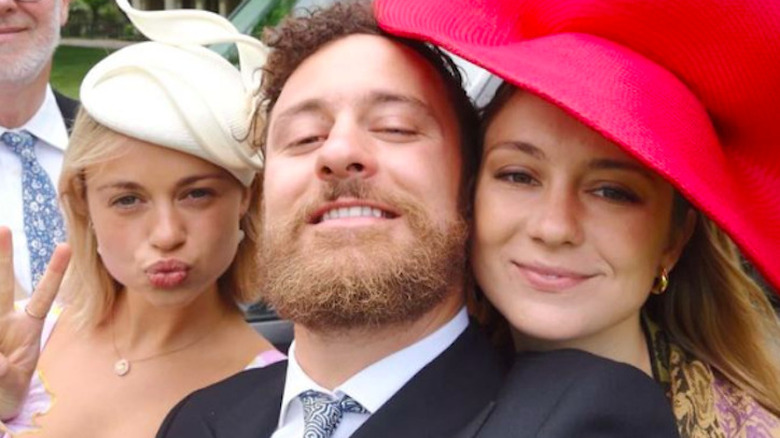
[351,324,505,438]
[53,90,79,133]
[209,361,287,438]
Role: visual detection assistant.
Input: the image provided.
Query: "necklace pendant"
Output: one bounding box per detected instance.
[114,358,130,376]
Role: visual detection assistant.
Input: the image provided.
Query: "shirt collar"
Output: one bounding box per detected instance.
[278,307,468,425]
[2,86,69,151]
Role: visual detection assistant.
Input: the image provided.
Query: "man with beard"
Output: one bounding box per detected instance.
[155,2,677,438]
[0,0,74,297]
[158,3,503,437]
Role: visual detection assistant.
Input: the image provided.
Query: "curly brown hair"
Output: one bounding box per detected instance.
[254,0,479,214]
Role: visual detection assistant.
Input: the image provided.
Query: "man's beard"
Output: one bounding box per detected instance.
[259,179,468,332]
[0,4,61,85]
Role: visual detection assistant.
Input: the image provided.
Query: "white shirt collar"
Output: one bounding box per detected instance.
[1,86,69,151]
[278,307,468,427]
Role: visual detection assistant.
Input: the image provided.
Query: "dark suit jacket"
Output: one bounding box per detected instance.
[54,90,78,133]
[458,349,680,438]
[156,323,506,438]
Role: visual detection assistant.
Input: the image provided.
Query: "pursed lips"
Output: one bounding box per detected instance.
[145,259,191,289]
[145,259,191,274]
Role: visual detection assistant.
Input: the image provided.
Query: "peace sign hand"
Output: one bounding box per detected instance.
[0,227,70,421]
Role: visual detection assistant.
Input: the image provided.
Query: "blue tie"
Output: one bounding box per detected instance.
[2,131,66,290]
[299,390,369,438]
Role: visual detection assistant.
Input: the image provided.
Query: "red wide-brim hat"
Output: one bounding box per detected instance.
[375,0,780,294]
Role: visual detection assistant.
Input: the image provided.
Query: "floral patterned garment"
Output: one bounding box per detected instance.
[644,316,780,438]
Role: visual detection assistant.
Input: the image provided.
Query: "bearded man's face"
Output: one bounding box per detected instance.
[259,35,467,331]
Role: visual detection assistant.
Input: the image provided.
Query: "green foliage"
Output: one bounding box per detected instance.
[94,2,132,38]
[82,0,109,31]
[82,0,110,11]
[97,2,123,23]
[63,0,93,37]
[252,0,296,37]
[68,0,92,13]
[64,0,133,39]
[50,46,114,99]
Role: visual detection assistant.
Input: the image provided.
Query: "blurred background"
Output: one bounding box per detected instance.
[52,0,298,97]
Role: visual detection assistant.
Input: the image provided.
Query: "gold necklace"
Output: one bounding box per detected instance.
[110,313,224,377]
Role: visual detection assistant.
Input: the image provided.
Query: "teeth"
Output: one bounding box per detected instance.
[322,206,387,222]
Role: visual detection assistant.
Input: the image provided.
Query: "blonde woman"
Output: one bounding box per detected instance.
[0,2,283,436]
[377,0,780,436]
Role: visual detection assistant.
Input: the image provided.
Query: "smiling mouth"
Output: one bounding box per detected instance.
[513,262,596,292]
[312,205,398,224]
[0,29,24,38]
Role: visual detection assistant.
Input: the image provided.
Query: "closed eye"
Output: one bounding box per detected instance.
[378,127,416,135]
[372,126,420,142]
[289,135,326,148]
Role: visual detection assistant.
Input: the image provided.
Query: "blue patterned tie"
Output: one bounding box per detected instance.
[1,131,66,289]
[299,390,369,438]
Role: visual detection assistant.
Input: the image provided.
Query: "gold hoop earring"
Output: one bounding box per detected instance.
[652,268,669,295]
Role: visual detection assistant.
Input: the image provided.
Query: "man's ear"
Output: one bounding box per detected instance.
[662,209,697,271]
[60,0,71,27]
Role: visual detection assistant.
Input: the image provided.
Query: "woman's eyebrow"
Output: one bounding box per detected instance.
[94,173,228,193]
[588,158,656,181]
[487,141,546,159]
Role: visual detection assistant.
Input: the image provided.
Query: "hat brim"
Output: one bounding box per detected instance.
[378,6,780,292]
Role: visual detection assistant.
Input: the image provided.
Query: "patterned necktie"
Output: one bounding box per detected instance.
[299,390,369,438]
[1,131,66,289]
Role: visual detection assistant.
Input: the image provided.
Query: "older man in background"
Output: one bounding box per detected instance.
[0,0,75,296]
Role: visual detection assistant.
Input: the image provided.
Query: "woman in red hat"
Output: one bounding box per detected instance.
[472,84,780,437]
[376,0,780,436]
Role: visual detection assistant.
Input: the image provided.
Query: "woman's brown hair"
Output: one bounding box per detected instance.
[476,82,780,415]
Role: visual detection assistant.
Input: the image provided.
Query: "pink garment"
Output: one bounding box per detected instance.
[1,303,286,436]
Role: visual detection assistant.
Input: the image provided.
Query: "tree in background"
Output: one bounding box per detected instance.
[64,0,134,39]
[252,0,296,37]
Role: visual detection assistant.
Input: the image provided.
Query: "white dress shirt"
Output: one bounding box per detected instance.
[272,307,469,438]
[0,85,69,294]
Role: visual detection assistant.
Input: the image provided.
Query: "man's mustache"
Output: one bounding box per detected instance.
[282,179,418,230]
[322,178,375,201]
